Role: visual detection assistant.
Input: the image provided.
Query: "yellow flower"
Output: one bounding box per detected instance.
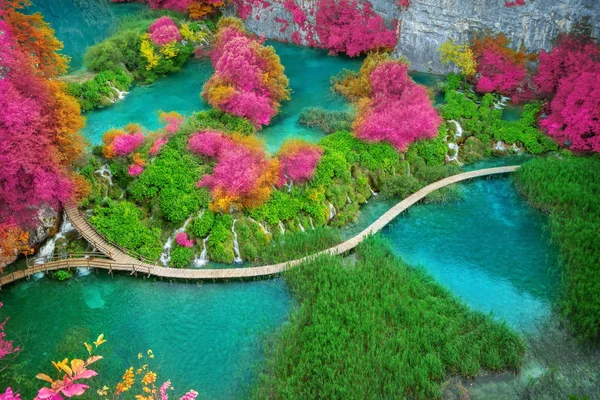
[138,353,143,359]
[136,368,143,375]
[140,34,160,71]
[116,367,135,393]
[94,334,107,347]
[159,42,178,59]
[97,386,109,396]
[84,342,93,354]
[142,371,157,385]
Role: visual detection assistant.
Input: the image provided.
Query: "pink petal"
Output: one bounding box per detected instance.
[61,384,89,398]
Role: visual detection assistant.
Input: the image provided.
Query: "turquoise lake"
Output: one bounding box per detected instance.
[2,3,564,397]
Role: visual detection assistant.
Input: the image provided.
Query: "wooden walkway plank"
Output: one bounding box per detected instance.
[0,166,518,286]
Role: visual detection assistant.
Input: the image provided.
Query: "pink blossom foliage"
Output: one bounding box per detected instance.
[149,137,169,156]
[150,25,182,46]
[160,112,185,135]
[0,387,21,399]
[284,0,307,25]
[315,0,397,57]
[148,0,194,12]
[0,25,73,226]
[128,164,145,176]
[277,141,323,183]
[188,131,234,157]
[0,303,19,362]
[505,0,525,6]
[475,47,527,96]
[175,232,194,247]
[534,35,600,152]
[149,16,177,33]
[113,132,145,156]
[203,24,289,127]
[275,17,289,33]
[231,0,271,20]
[160,381,172,400]
[354,61,441,151]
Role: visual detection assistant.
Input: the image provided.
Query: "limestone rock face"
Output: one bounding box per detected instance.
[226,0,600,73]
[31,207,61,249]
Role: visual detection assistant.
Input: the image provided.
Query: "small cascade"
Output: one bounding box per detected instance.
[159,215,194,266]
[231,220,243,264]
[448,120,463,138]
[328,202,337,220]
[94,164,114,202]
[278,221,286,234]
[494,96,510,110]
[369,187,378,197]
[193,236,210,267]
[107,83,129,102]
[35,215,75,264]
[249,217,269,235]
[32,272,45,280]
[494,140,507,151]
[76,267,92,277]
[309,217,315,229]
[407,163,411,176]
[446,120,463,165]
[298,220,305,232]
[94,164,113,186]
[346,195,352,204]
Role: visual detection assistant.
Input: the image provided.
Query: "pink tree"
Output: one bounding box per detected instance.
[534,35,600,152]
[354,61,441,151]
[175,232,194,247]
[475,47,527,97]
[113,132,145,156]
[315,0,397,57]
[277,140,323,184]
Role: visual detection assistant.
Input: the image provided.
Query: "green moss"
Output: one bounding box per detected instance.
[170,245,195,268]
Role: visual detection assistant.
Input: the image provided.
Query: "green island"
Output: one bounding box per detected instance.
[0,0,599,399]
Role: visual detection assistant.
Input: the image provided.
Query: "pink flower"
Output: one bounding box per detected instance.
[149,16,177,33]
[150,25,182,46]
[160,380,171,400]
[113,132,144,156]
[188,131,234,158]
[175,232,194,247]
[179,390,199,400]
[0,387,21,399]
[128,164,144,176]
[149,137,168,156]
[278,141,323,183]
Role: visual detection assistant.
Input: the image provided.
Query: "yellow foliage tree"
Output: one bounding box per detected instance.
[438,40,477,77]
[140,34,160,70]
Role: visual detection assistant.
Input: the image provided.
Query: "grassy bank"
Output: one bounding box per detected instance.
[516,156,600,341]
[254,236,524,399]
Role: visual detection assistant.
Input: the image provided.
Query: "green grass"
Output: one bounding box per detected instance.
[254,236,524,399]
[515,156,600,341]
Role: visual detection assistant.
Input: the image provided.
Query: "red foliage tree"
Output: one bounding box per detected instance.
[277,140,323,184]
[534,35,600,152]
[353,61,441,151]
[315,0,398,57]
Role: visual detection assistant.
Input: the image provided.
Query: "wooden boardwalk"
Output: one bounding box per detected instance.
[0,166,519,286]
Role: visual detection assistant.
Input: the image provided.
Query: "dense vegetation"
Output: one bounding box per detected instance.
[516,156,600,341]
[255,236,524,399]
[297,107,353,134]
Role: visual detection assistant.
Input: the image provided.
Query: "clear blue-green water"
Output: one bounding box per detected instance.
[0,274,291,398]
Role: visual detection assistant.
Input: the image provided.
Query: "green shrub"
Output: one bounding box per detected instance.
[67,68,133,111]
[380,175,422,199]
[189,210,215,238]
[254,236,524,399]
[89,200,162,260]
[252,227,341,264]
[297,107,354,134]
[170,246,195,268]
[51,270,73,281]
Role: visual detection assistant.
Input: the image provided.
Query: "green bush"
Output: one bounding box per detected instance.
[254,236,524,399]
[170,245,195,268]
[516,156,600,341]
[297,107,354,134]
[89,200,162,260]
[252,227,341,264]
[67,68,133,111]
[51,270,74,281]
[189,210,215,238]
[381,175,422,199]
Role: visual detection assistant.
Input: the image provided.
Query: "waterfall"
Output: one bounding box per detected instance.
[407,163,411,176]
[278,221,286,234]
[346,195,352,204]
[231,220,243,264]
[94,164,114,202]
[159,215,194,266]
[369,187,378,197]
[107,82,129,102]
[193,236,210,267]
[494,96,510,110]
[309,217,315,229]
[76,267,92,277]
[94,164,113,186]
[35,215,75,264]
[448,120,463,138]
[249,217,269,235]
[298,221,305,232]
[446,120,463,165]
[494,140,507,151]
[328,202,337,220]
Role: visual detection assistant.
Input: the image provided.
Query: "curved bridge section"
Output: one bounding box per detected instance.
[0,166,519,286]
